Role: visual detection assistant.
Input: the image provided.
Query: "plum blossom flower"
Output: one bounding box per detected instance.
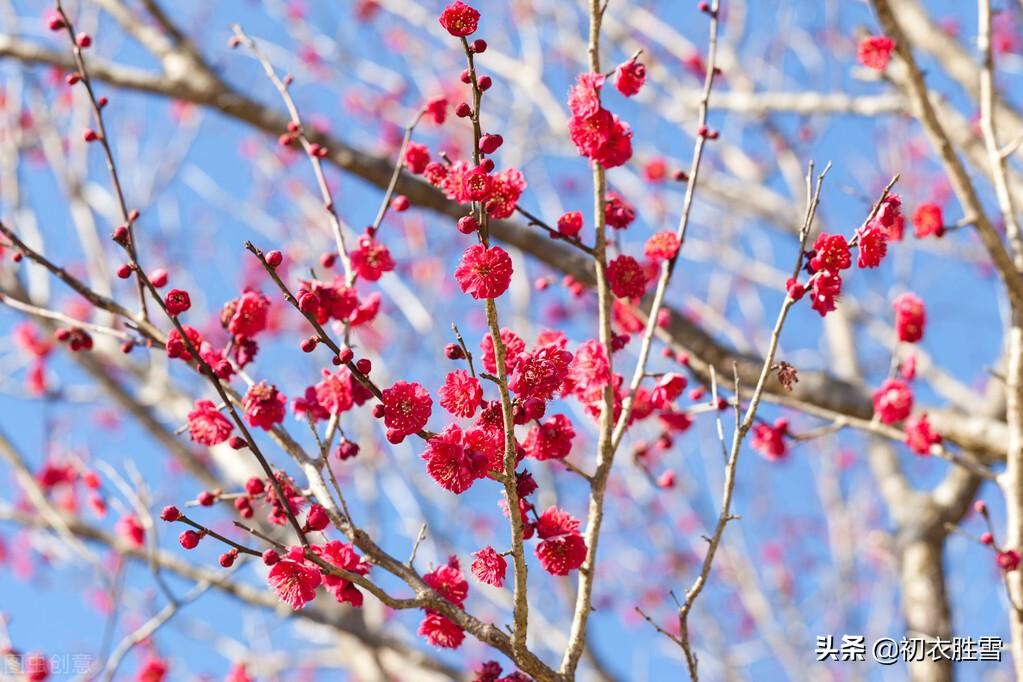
[187,399,233,446]
[455,244,513,299]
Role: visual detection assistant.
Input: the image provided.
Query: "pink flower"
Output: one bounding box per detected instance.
[405,142,431,174]
[462,165,493,201]
[535,507,587,576]
[439,369,483,418]
[418,557,468,648]
[243,381,287,430]
[311,540,370,606]
[136,657,168,682]
[438,1,480,37]
[381,381,433,441]
[615,60,646,96]
[901,354,917,381]
[893,292,926,343]
[425,555,469,605]
[422,424,488,494]
[875,194,908,242]
[905,412,941,455]
[858,35,895,70]
[809,233,851,273]
[187,399,233,446]
[557,211,584,238]
[418,612,465,648]
[877,193,904,240]
[999,550,1021,572]
[225,290,270,338]
[607,255,647,299]
[912,203,944,238]
[873,378,913,424]
[455,244,513,299]
[350,234,395,281]
[165,324,202,361]
[645,231,681,261]
[486,168,526,219]
[523,414,575,461]
[751,418,789,460]
[810,270,842,317]
[644,157,668,183]
[164,288,191,316]
[856,220,889,268]
[568,73,605,118]
[472,546,507,587]
[566,73,633,168]
[314,369,355,415]
[116,514,145,548]
[481,328,526,374]
[562,339,611,404]
[604,192,636,229]
[293,386,330,422]
[509,344,573,402]
[651,373,687,409]
[659,409,693,433]
[425,97,448,125]
[267,548,321,609]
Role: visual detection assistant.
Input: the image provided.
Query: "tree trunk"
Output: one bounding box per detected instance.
[897,531,953,682]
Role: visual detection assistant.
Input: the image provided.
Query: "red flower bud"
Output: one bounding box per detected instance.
[179,530,202,549]
[160,506,181,522]
[46,12,65,31]
[297,290,321,315]
[304,504,329,532]
[391,195,410,212]
[999,549,1020,572]
[219,549,238,567]
[150,268,168,288]
[480,134,503,154]
[457,216,479,234]
[336,440,360,460]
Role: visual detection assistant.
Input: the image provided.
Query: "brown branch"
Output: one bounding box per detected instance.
[871,0,1023,305]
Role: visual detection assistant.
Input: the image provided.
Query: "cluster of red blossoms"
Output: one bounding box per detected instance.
[567,72,635,168]
[788,193,905,317]
[870,292,941,455]
[266,541,370,610]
